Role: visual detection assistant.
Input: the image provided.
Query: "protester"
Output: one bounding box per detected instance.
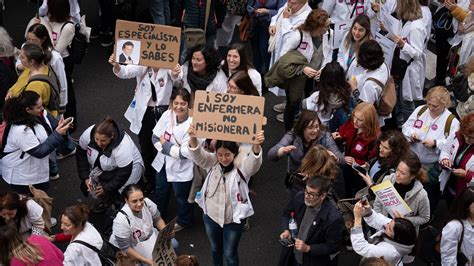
[187,123,264,266]
[0,192,45,236]
[321,0,370,26]
[373,151,430,233]
[402,86,460,212]
[76,116,144,211]
[303,61,353,131]
[268,110,343,195]
[108,53,180,194]
[221,43,262,95]
[346,40,389,126]
[110,184,174,265]
[337,15,372,72]
[247,0,286,88]
[332,102,380,197]
[0,225,63,265]
[175,45,227,94]
[2,91,71,193]
[276,9,333,129]
[7,43,59,117]
[390,0,427,127]
[351,201,417,266]
[278,176,345,265]
[0,27,17,104]
[226,70,260,96]
[152,89,194,231]
[439,113,474,201]
[440,188,474,265]
[61,204,103,265]
[456,56,474,119]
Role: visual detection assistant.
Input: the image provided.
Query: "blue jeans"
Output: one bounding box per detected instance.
[154,166,193,226]
[203,214,245,266]
[150,0,170,25]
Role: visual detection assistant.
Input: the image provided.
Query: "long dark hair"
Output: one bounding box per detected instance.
[317,62,351,113]
[222,43,254,76]
[0,192,29,232]
[445,188,474,223]
[376,130,409,170]
[292,110,322,143]
[27,23,54,51]
[3,91,41,128]
[343,15,371,53]
[47,0,71,23]
[185,45,221,75]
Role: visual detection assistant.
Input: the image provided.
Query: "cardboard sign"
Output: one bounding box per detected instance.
[115,20,181,69]
[192,91,267,144]
[152,217,177,266]
[371,180,413,218]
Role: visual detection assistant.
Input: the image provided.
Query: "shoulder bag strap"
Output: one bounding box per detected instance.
[444,114,455,139]
[204,0,212,34]
[72,239,101,253]
[118,210,131,225]
[366,77,384,89]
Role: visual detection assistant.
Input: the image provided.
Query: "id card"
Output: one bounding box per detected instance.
[164,131,172,141]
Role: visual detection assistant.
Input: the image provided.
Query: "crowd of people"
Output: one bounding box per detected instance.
[0,0,473,265]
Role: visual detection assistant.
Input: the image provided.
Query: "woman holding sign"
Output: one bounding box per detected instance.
[371,151,430,235]
[109,53,180,194]
[187,123,264,266]
[151,89,194,232]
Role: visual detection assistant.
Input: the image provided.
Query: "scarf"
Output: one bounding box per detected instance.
[186,66,218,92]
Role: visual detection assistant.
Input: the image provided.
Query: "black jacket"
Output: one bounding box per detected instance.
[76,121,133,194]
[279,192,345,266]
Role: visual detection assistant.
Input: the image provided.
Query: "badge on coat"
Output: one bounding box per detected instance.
[413,119,423,128]
[159,78,164,87]
[299,42,308,50]
[355,142,364,152]
[431,124,438,131]
[87,147,92,156]
[164,131,172,141]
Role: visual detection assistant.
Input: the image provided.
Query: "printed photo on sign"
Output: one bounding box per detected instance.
[116,39,141,65]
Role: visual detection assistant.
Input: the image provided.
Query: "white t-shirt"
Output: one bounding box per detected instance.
[2,124,50,185]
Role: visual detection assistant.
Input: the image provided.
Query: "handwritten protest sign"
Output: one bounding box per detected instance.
[371,180,413,218]
[192,91,267,144]
[152,217,177,266]
[115,20,181,69]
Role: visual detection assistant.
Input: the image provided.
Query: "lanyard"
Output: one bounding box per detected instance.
[454,144,472,167]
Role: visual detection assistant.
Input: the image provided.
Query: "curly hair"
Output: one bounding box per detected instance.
[185,45,221,75]
[298,9,329,32]
[460,112,474,137]
[375,130,410,171]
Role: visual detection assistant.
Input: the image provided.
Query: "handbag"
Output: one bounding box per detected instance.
[448,69,470,102]
[447,44,461,79]
[239,14,252,42]
[60,21,88,64]
[29,185,53,231]
[184,0,211,49]
[73,238,119,266]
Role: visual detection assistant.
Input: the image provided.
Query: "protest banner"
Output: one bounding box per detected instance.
[192,91,267,144]
[152,217,177,266]
[371,180,413,217]
[115,20,181,69]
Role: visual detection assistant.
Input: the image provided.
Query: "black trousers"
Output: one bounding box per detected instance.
[434,28,453,85]
[138,107,159,190]
[63,55,77,128]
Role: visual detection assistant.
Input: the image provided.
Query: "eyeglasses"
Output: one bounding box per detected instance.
[304,189,323,199]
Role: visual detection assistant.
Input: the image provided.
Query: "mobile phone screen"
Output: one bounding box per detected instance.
[352,163,367,175]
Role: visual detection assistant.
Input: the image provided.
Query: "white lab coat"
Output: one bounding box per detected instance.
[322,0,371,25]
[269,3,312,96]
[337,32,357,72]
[441,219,474,265]
[113,65,173,134]
[397,18,427,101]
[63,222,103,266]
[151,110,194,182]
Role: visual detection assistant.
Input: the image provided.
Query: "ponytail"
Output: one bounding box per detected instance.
[61,203,90,231]
[400,151,428,183]
[95,116,115,138]
[22,43,51,65]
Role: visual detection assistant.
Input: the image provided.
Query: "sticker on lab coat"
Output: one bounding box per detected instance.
[414,120,423,128]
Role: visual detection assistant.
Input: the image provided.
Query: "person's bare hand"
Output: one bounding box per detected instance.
[280,230,290,239]
[55,116,73,135]
[95,186,105,197]
[280,145,297,155]
[345,156,355,165]
[303,67,317,78]
[171,64,181,78]
[349,77,358,91]
[108,53,117,66]
[256,8,269,14]
[452,168,467,178]
[332,132,341,140]
[440,158,452,169]
[444,0,457,11]
[269,26,276,36]
[283,6,291,18]
[294,238,310,252]
[422,139,436,148]
[371,2,380,11]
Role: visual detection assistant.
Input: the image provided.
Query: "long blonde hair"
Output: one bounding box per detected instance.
[299,145,338,181]
[0,226,43,265]
[396,0,422,21]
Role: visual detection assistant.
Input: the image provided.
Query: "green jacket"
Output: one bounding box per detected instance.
[264,50,308,104]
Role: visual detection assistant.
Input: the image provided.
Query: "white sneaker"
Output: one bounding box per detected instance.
[273,102,286,113]
[50,217,57,227]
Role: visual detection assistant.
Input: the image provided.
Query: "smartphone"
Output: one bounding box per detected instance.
[63,117,74,125]
[352,163,367,175]
[360,194,368,205]
[278,237,295,247]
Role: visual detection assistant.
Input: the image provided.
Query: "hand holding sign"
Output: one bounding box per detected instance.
[252,130,265,154]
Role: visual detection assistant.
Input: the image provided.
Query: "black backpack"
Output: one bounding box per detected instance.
[60,21,88,64]
[23,65,61,111]
[73,239,119,266]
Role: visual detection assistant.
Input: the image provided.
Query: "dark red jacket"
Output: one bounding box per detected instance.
[337,120,378,165]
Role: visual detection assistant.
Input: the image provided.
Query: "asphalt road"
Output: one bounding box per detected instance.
[1,1,432,265]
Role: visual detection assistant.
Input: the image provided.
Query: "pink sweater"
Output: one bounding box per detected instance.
[10,235,64,266]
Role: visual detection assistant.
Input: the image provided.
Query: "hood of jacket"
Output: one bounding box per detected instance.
[384,237,414,257]
[88,120,125,157]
